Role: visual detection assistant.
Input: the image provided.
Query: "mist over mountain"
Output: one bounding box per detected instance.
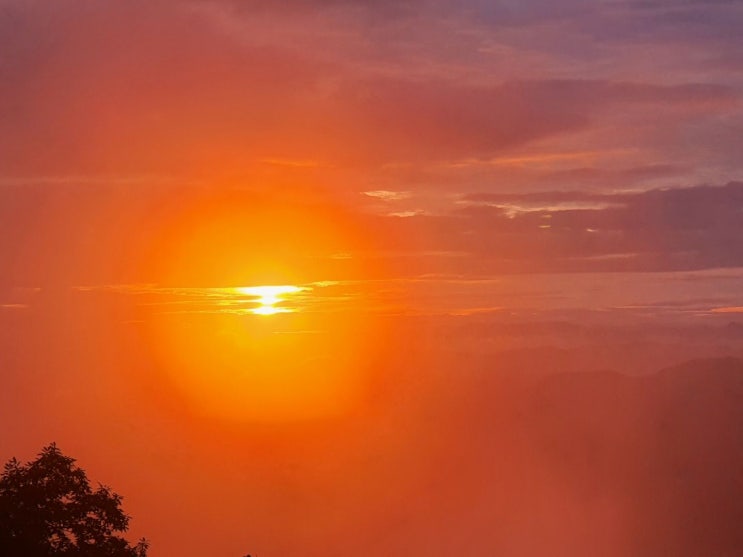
[530,358,743,556]
[400,356,743,556]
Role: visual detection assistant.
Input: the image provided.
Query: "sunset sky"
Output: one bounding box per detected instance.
[2,1,743,556]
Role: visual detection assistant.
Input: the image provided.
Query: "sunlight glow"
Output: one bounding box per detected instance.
[235,285,305,315]
[148,281,384,422]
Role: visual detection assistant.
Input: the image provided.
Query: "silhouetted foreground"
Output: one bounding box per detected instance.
[0,444,148,557]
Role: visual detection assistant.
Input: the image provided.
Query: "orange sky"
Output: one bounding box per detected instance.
[2,1,743,555]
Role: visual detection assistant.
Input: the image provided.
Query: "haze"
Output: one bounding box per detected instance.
[1,1,743,556]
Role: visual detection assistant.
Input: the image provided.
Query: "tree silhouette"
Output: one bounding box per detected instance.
[0,443,148,557]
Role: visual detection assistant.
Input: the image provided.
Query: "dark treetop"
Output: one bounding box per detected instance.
[0,443,148,557]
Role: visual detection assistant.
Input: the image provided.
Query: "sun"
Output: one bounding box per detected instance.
[147,280,388,422]
[235,285,304,315]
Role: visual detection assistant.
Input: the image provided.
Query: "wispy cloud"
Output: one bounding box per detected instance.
[362,190,413,201]
[711,306,743,314]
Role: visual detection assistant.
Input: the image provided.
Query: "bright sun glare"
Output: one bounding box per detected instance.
[150,281,378,421]
[235,285,304,315]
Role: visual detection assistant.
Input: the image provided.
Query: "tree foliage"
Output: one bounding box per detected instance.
[0,443,148,557]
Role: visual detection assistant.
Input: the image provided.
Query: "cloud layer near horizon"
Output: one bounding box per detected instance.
[2,181,743,291]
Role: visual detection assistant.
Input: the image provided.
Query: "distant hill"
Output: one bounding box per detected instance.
[529,358,743,557]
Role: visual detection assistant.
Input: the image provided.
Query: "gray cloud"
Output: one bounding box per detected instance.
[0,0,739,180]
[371,182,743,274]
